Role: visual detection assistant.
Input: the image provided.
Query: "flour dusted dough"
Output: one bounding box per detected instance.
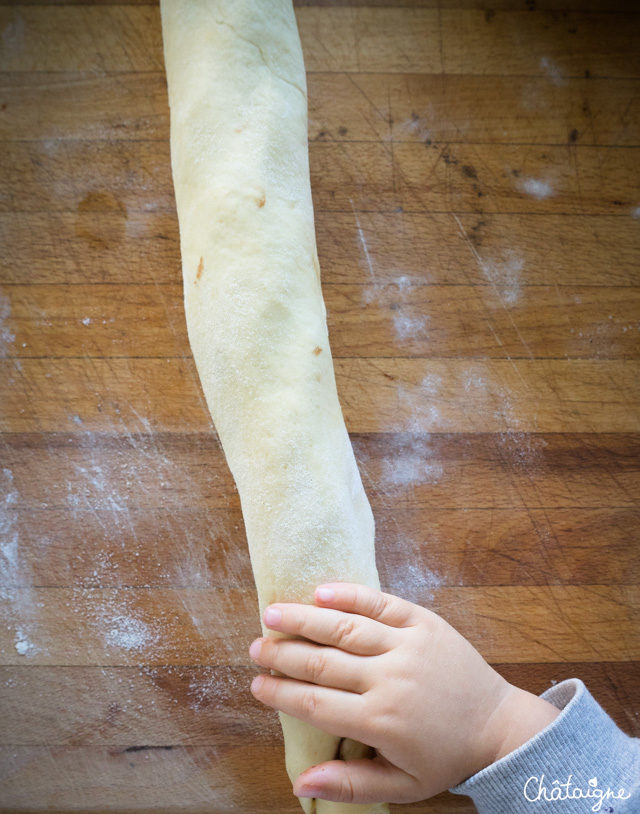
[160,3,388,812]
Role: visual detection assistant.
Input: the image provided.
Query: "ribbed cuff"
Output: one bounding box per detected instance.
[449,678,640,813]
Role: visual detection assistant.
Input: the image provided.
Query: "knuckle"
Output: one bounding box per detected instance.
[335,615,358,648]
[369,590,389,619]
[338,771,358,804]
[362,693,397,744]
[307,649,329,684]
[300,689,319,719]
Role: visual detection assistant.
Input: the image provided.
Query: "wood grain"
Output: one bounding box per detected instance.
[2,432,638,511]
[1,3,638,812]
[0,744,473,813]
[1,585,638,666]
[2,358,639,432]
[441,9,640,78]
[2,662,638,747]
[3,71,639,147]
[2,212,639,286]
[2,507,638,589]
[3,283,640,359]
[3,140,639,214]
[1,7,639,76]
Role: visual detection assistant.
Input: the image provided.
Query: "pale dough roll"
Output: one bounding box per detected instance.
[160,2,389,812]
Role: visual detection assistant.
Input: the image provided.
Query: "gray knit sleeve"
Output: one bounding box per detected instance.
[449,678,640,813]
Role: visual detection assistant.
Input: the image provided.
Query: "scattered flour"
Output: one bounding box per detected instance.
[421,373,442,395]
[380,532,444,603]
[1,11,24,56]
[393,313,429,340]
[463,372,487,393]
[399,111,432,143]
[479,250,524,304]
[186,665,242,712]
[0,289,16,354]
[539,56,566,86]
[14,629,36,656]
[0,468,43,658]
[391,562,443,603]
[104,614,158,652]
[381,435,443,487]
[388,274,431,345]
[519,177,554,200]
[349,198,375,282]
[397,381,441,432]
[81,317,92,326]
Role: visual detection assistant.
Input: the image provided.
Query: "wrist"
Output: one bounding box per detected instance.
[480,684,560,768]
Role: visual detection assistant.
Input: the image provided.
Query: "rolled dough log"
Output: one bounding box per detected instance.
[160,3,388,812]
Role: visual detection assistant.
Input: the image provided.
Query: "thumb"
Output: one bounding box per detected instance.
[293,756,419,805]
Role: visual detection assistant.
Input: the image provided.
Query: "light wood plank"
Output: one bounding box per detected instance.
[0,211,179,284]
[0,585,637,665]
[3,72,639,148]
[3,141,638,215]
[2,212,638,286]
[2,358,639,433]
[0,71,169,142]
[315,74,640,147]
[3,283,639,360]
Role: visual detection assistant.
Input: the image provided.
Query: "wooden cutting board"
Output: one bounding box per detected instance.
[0,1,639,811]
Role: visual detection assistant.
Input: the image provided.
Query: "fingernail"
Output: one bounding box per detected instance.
[249,639,261,660]
[316,586,334,602]
[264,607,282,626]
[251,675,264,694]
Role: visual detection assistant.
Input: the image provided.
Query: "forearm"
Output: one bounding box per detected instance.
[450,678,640,813]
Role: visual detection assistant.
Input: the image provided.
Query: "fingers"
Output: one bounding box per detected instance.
[262,603,396,656]
[251,673,370,745]
[293,756,420,805]
[314,583,423,628]
[250,637,372,694]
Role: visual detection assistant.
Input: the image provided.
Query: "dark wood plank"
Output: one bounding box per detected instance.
[1,7,638,76]
[0,742,474,814]
[2,432,638,512]
[442,9,640,78]
[2,505,638,589]
[1,662,637,747]
[0,6,442,74]
[1,0,637,9]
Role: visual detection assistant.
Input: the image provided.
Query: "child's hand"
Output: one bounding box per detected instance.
[248,582,559,805]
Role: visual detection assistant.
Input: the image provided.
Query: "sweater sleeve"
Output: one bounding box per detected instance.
[449,678,640,813]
